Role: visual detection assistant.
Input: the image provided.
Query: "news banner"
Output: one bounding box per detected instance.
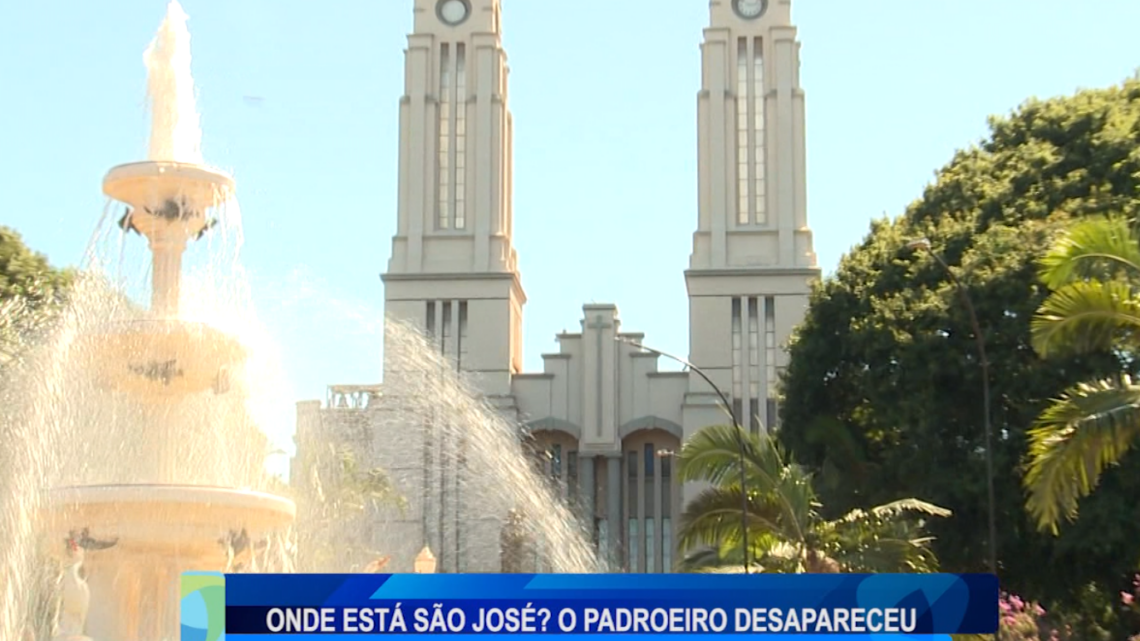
[181,572,997,640]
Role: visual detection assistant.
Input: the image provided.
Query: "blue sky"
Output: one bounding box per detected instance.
[2,1,1139,467]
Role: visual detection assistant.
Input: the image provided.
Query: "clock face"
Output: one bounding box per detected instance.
[733,0,767,19]
[438,0,470,26]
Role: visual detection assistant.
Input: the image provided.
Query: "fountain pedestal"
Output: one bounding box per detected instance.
[46,485,294,641]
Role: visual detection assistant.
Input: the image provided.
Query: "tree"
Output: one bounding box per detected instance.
[0,227,72,368]
[779,77,1140,612]
[676,425,949,573]
[294,444,407,572]
[1025,215,1140,533]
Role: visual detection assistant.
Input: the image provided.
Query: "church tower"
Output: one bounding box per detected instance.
[383,0,523,399]
[684,0,819,435]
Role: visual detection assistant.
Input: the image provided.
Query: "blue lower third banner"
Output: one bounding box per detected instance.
[184,572,995,638]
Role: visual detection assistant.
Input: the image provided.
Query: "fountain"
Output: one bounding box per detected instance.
[28,2,295,639]
[0,1,605,637]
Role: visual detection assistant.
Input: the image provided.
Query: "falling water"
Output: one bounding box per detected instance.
[379,321,604,574]
[0,1,285,637]
[144,0,201,163]
[0,0,606,635]
[271,271,604,574]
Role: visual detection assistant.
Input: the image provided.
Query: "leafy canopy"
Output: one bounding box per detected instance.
[779,77,1140,607]
[0,227,72,367]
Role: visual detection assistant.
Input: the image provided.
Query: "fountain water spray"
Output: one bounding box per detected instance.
[0,1,605,638]
[1,2,294,639]
[144,0,201,164]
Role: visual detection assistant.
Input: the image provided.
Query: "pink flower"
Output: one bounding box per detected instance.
[1033,603,1046,616]
[1123,591,1135,606]
[1008,595,1024,611]
[999,599,1011,613]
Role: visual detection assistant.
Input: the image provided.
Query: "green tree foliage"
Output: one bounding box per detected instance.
[0,226,71,304]
[779,77,1140,610]
[676,425,949,573]
[295,443,407,572]
[1025,216,1140,533]
[0,226,72,367]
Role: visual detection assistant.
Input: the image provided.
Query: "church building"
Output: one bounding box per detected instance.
[293,0,818,573]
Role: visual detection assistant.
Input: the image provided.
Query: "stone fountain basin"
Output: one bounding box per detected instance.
[42,484,294,640]
[77,319,247,398]
[44,484,295,560]
[104,161,234,238]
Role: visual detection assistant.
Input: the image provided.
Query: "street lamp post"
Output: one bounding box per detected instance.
[615,337,753,574]
[907,238,998,577]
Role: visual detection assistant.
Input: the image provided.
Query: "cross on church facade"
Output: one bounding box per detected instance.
[586,314,612,438]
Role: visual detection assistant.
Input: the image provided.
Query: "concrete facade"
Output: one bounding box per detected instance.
[293,0,819,573]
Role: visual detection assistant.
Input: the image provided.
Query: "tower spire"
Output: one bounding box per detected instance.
[388,0,516,277]
[383,0,525,390]
[684,0,819,433]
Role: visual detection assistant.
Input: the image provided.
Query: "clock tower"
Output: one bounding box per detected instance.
[383,0,523,400]
[683,0,818,437]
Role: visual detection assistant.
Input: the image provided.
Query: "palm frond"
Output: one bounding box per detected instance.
[1038,215,1140,289]
[675,485,790,551]
[676,424,757,485]
[678,540,786,574]
[1024,377,1140,533]
[841,498,952,522]
[677,425,817,541]
[1032,279,1140,357]
[830,535,942,573]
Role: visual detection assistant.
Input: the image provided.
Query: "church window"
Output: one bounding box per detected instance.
[731,297,743,401]
[567,451,578,502]
[765,297,777,428]
[643,443,656,573]
[627,450,638,571]
[736,38,749,225]
[454,44,467,229]
[551,444,562,479]
[628,518,639,573]
[438,44,452,230]
[456,443,467,573]
[441,302,453,356]
[736,37,767,226]
[646,521,655,574]
[426,301,436,336]
[732,297,745,424]
[752,38,766,224]
[457,301,468,369]
[748,297,761,432]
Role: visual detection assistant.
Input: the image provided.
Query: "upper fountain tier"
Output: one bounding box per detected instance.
[104,160,233,244]
[90,160,245,396]
[104,160,234,318]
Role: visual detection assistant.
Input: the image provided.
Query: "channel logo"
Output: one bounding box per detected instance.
[181,571,226,641]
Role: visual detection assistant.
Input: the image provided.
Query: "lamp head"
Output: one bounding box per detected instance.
[906,238,932,252]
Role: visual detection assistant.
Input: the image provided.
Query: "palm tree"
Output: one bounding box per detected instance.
[676,424,950,573]
[1025,214,1140,533]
